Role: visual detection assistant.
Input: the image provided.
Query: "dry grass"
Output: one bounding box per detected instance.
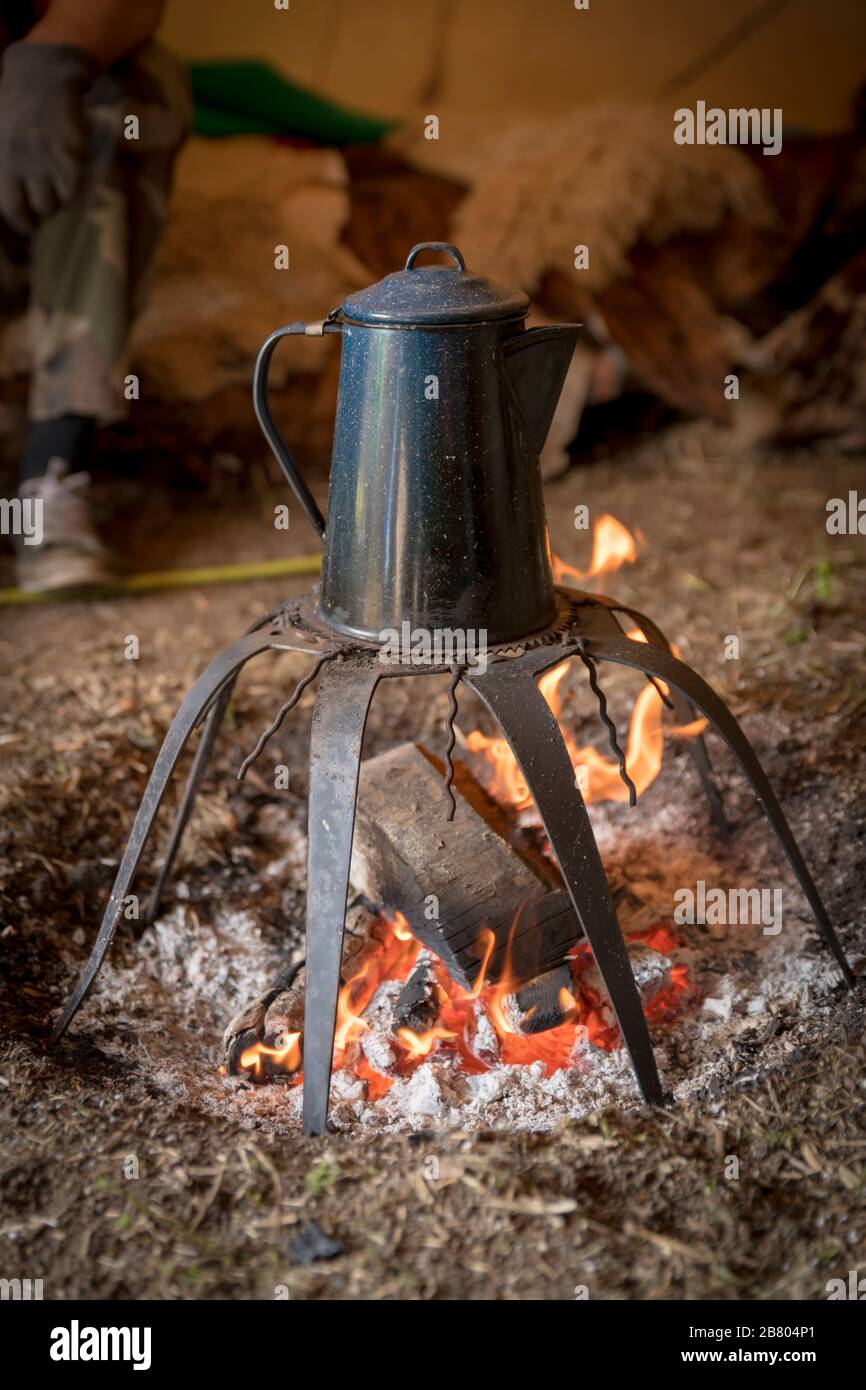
[1,422,864,1300]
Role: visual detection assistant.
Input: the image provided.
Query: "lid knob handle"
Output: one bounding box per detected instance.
[404,242,466,272]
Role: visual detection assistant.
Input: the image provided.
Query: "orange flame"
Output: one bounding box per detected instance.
[551,513,638,585]
[230,909,692,1095]
[335,911,418,1051]
[335,964,372,1051]
[458,925,496,1001]
[468,517,705,811]
[559,986,578,1019]
[391,910,414,941]
[483,914,522,1039]
[396,1026,457,1059]
[238,1030,302,1079]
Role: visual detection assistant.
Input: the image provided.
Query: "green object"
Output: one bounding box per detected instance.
[0,553,322,606]
[188,60,399,144]
[193,103,282,138]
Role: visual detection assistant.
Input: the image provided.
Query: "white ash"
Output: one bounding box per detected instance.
[703,994,733,1022]
[361,1029,396,1074]
[630,946,672,993]
[66,722,861,1136]
[331,1069,365,1103]
[96,905,284,1032]
[468,1069,508,1104]
[357,979,402,1074]
[401,1064,445,1119]
[584,943,671,1006]
[702,975,735,1021]
[472,1004,499,1060]
[364,979,403,1028]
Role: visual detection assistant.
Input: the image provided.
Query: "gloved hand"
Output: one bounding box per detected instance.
[0,41,100,235]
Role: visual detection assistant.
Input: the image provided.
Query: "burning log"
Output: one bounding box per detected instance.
[503,963,576,1035]
[224,741,594,1080]
[223,973,304,1080]
[499,940,676,1042]
[351,742,584,991]
[222,957,304,1078]
[392,952,441,1035]
[223,901,380,1078]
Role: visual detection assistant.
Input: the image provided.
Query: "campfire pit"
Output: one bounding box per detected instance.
[50,243,856,1135]
[221,739,691,1106]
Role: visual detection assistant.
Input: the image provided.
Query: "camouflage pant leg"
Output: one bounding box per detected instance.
[26,41,191,423]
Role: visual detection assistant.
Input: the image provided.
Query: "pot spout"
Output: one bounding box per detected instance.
[502,324,580,455]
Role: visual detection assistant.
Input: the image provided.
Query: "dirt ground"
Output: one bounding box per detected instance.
[1,420,864,1301]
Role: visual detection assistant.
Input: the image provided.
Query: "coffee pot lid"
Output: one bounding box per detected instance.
[342,242,529,326]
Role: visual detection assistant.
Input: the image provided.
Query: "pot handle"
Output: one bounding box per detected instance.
[252,318,342,540]
[404,242,466,272]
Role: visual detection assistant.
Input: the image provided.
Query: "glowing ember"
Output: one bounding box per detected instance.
[231,906,692,1101]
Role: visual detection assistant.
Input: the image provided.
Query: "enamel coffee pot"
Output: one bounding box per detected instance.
[254,242,579,645]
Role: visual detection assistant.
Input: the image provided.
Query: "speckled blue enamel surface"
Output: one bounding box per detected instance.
[342,262,529,326]
[317,244,579,644]
[319,316,566,644]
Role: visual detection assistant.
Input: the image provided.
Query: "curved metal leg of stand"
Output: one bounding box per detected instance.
[466,656,665,1106]
[303,656,381,1136]
[145,682,234,925]
[145,604,288,924]
[586,634,856,986]
[606,601,729,837]
[51,629,282,1044]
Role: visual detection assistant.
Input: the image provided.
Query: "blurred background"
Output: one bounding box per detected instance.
[161,0,864,128]
[1,0,864,580]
